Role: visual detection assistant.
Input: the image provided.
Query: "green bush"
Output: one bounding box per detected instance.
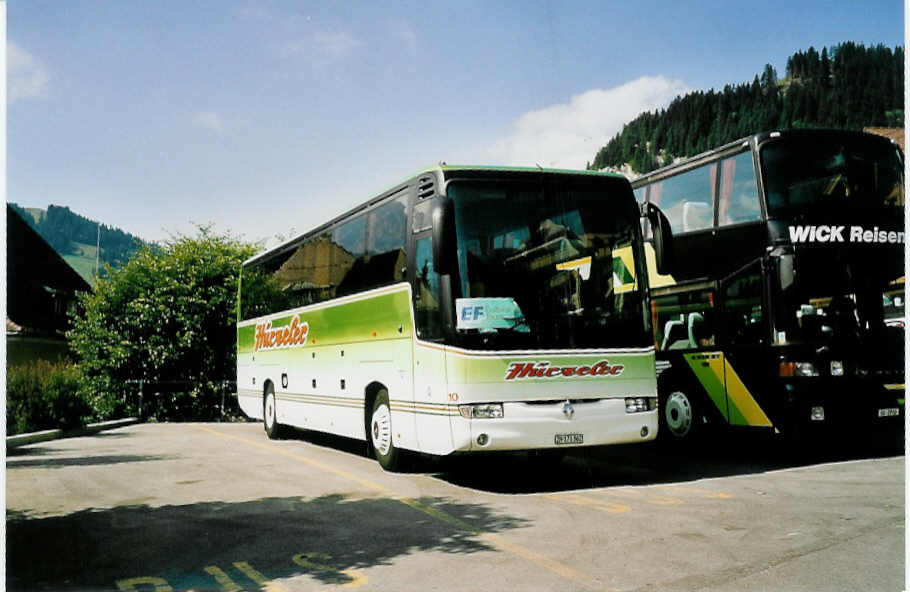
[68,226,258,421]
[6,360,93,435]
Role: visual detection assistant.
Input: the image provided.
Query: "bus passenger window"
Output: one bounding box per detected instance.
[718,152,760,225]
[332,216,367,297]
[364,195,409,288]
[649,164,717,233]
[415,236,442,339]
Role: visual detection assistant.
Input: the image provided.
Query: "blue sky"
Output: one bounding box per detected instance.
[8,0,904,246]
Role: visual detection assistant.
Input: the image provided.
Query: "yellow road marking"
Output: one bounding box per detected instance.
[546,493,631,514]
[116,577,173,592]
[662,485,733,499]
[194,425,606,591]
[597,488,684,506]
[233,561,287,592]
[203,566,241,592]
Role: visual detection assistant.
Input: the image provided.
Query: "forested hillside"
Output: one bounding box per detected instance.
[9,202,149,281]
[589,42,904,174]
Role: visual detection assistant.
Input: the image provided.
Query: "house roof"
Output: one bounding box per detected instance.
[7,204,92,334]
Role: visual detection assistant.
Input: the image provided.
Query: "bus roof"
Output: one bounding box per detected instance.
[630,128,901,188]
[243,165,628,267]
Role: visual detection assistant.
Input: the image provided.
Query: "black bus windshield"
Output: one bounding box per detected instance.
[774,250,904,371]
[449,178,649,350]
[761,134,904,219]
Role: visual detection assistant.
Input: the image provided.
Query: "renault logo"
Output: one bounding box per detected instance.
[562,400,575,420]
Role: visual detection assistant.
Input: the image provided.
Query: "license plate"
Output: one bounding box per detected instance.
[554,433,584,445]
[878,408,900,418]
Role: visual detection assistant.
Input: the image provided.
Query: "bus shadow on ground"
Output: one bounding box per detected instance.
[6,493,530,592]
[429,430,905,494]
[266,423,902,494]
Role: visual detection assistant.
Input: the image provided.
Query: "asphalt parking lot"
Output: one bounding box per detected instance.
[6,422,905,592]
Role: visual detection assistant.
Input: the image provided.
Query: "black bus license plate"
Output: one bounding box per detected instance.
[878,408,900,418]
[555,433,584,445]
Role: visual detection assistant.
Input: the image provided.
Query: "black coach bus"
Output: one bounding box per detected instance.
[631,129,904,443]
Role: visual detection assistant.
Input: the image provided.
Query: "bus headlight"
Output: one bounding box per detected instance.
[459,403,504,419]
[625,397,658,413]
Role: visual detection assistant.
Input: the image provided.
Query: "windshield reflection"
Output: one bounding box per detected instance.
[774,255,904,375]
[762,134,904,218]
[449,179,649,350]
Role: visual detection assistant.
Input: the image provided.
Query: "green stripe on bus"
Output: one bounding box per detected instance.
[237,286,413,354]
[683,353,728,421]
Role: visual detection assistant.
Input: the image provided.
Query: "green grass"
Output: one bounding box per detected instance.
[63,242,101,285]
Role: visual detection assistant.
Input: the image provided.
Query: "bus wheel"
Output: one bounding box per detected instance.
[661,389,698,440]
[370,390,400,471]
[264,385,282,440]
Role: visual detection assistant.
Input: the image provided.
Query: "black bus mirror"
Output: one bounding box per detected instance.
[644,202,675,276]
[432,199,457,275]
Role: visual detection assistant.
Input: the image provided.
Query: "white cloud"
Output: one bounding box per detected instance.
[192,111,224,133]
[488,76,690,169]
[8,42,50,103]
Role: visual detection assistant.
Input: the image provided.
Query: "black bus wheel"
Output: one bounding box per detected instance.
[661,388,699,440]
[370,390,400,471]
[264,385,282,440]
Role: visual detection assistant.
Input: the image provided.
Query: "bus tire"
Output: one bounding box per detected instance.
[370,390,400,471]
[659,386,700,442]
[264,384,282,440]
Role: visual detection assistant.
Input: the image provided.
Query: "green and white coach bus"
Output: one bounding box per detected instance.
[236,165,674,470]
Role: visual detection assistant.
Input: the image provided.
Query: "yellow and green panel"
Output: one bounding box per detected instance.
[682,352,773,427]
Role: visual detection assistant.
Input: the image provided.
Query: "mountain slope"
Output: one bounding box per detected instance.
[8,203,151,284]
[589,42,904,175]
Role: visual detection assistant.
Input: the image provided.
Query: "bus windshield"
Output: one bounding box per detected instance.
[774,252,904,371]
[449,178,649,350]
[761,134,904,218]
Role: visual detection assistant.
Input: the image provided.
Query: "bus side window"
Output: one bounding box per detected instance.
[414,236,442,339]
[718,151,760,225]
[365,195,409,288]
[652,289,715,350]
[332,216,367,297]
[721,264,764,345]
[650,164,717,234]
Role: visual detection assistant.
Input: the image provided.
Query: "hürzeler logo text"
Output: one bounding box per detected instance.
[789,225,905,244]
[255,316,309,351]
[504,360,624,380]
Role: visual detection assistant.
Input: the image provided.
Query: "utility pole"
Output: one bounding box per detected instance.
[95,222,100,278]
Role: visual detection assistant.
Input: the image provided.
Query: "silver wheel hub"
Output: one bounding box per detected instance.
[665,391,693,437]
[371,404,392,456]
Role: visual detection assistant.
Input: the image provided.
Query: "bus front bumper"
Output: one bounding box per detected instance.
[452,398,658,452]
[781,378,904,438]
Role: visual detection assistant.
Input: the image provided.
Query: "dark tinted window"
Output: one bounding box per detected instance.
[761,134,904,217]
[240,193,412,320]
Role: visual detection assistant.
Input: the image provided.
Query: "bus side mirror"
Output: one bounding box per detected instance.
[644,202,676,276]
[777,253,795,293]
[432,199,457,275]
